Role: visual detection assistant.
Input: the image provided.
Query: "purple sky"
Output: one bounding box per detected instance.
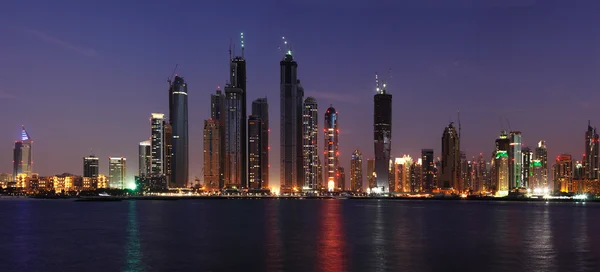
[1,0,599,188]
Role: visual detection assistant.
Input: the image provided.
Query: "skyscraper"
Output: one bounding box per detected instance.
[163,123,173,185]
[252,98,269,188]
[350,150,363,192]
[584,121,599,180]
[139,140,151,177]
[367,158,376,189]
[302,97,319,190]
[230,42,248,189]
[168,75,189,188]
[280,50,304,193]
[211,90,226,187]
[150,113,165,175]
[338,166,345,191]
[554,154,573,193]
[412,159,423,193]
[508,131,523,189]
[109,157,126,189]
[248,115,262,189]
[373,74,392,193]
[440,122,460,190]
[394,155,413,193]
[204,118,221,190]
[494,131,510,195]
[83,155,99,178]
[13,126,32,181]
[534,140,548,189]
[224,86,244,189]
[522,147,532,188]
[421,149,435,192]
[324,105,339,191]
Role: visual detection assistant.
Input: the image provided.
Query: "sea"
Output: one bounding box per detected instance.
[0,199,599,272]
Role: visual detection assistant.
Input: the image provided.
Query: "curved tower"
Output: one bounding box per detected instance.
[168,75,189,188]
[13,126,32,181]
[324,105,339,191]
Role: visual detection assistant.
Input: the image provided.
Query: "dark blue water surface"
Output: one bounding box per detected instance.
[1,199,599,272]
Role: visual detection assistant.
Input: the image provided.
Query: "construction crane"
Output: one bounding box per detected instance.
[167,64,178,85]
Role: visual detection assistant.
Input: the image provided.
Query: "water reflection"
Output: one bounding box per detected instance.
[15,200,32,268]
[265,200,283,272]
[317,200,346,272]
[124,201,143,272]
[524,204,554,271]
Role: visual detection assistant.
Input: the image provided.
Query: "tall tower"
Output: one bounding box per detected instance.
[13,126,32,181]
[224,86,244,188]
[494,131,510,194]
[534,141,548,189]
[522,147,532,188]
[203,118,221,190]
[350,150,363,192]
[440,123,460,190]
[163,123,173,185]
[211,90,226,188]
[508,131,522,189]
[248,115,262,189]
[252,98,269,188]
[230,36,248,189]
[280,49,304,193]
[108,157,126,189]
[373,74,392,193]
[421,149,435,192]
[554,154,573,192]
[302,97,319,190]
[168,75,189,188]
[150,113,165,175]
[138,140,152,177]
[324,105,339,191]
[83,155,99,178]
[584,121,599,180]
[367,158,376,189]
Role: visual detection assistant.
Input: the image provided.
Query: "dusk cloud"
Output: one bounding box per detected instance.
[25,28,97,57]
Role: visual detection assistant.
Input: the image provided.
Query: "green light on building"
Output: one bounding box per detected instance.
[495,151,508,159]
[532,160,542,167]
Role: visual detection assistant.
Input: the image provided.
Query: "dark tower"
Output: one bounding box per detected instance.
[168,75,189,188]
[252,98,269,188]
[374,74,392,193]
[230,51,247,188]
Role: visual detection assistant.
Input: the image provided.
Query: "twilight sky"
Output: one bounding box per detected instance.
[1,0,599,188]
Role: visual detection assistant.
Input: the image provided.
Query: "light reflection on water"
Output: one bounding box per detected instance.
[123,200,143,272]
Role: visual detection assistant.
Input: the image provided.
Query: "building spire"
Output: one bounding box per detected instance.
[21,125,31,141]
[240,32,245,58]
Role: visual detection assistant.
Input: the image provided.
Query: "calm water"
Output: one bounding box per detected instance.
[0,199,599,272]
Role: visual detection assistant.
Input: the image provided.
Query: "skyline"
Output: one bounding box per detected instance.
[2,1,600,189]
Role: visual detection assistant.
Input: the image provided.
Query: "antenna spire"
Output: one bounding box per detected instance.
[375,72,381,94]
[229,38,232,60]
[240,32,245,58]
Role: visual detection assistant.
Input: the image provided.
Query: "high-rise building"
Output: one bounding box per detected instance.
[494,131,510,195]
[338,166,345,191]
[440,122,460,190]
[317,156,323,189]
[367,158,376,189]
[411,159,423,193]
[584,121,599,180]
[280,50,304,193]
[83,155,99,178]
[324,105,340,191]
[534,141,548,189]
[248,115,263,189]
[394,156,413,193]
[522,147,532,188]
[13,126,32,181]
[203,118,221,190]
[150,113,165,175]
[211,90,226,188]
[108,157,126,189]
[554,154,573,193]
[230,45,248,190]
[224,87,244,189]
[252,98,269,189]
[573,160,584,192]
[139,140,151,177]
[421,149,435,192]
[350,150,363,192]
[373,75,392,193]
[168,76,189,188]
[302,97,319,190]
[508,131,523,189]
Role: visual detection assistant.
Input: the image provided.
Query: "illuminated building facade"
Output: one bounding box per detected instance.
[150,113,165,175]
[584,121,599,180]
[534,141,548,189]
[280,51,304,193]
[210,90,225,187]
[13,126,32,181]
[109,157,126,189]
[350,150,363,191]
[83,155,99,178]
[139,140,151,177]
[367,158,376,189]
[52,175,74,192]
[224,87,244,189]
[508,131,522,189]
[324,106,339,191]
[554,154,573,193]
[338,167,345,191]
[494,131,510,195]
[15,173,29,190]
[421,149,435,192]
[203,118,221,190]
[163,123,173,185]
[522,147,532,188]
[248,115,263,189]
[97,174,108,189]
[302,97,319,190]
[374,75,392,193]
[0,173,12,189]
[394,155,413,193]
[252,98,269,188]
[317,157,323,189]
[411,159,423,192]
[440,122,460,190]
[168,75,189,188]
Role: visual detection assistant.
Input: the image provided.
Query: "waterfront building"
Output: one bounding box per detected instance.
[203,118,221,191]
[367,158,376,189]
[224,86,244,189]
[350,150,363,192]
[508,131,523,189]
[440,122,460,191]
[324,105,340,191]
[252,98,269,188]
[373,74,392,193]
[554,154,573,193]
[150,113,166,175]
[168,76,189,188]
[302,97,319,190]
[13,126,33,181]
[421,149,435,192]
[83,155,99,178]
[494,131,510,195]
[584,121,599,180]
[534,141,548,189]
[109,157,126,189]
[139,140,152,177]
[522,147,532,188]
